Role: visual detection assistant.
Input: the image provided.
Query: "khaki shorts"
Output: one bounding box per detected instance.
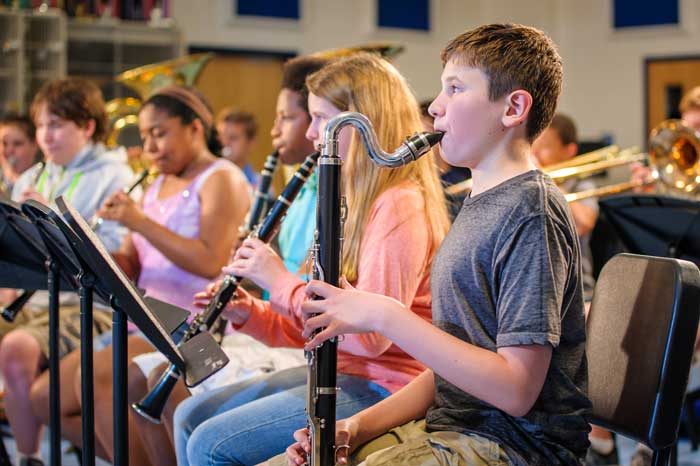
[268,420,511,466]
[21,305,113,360]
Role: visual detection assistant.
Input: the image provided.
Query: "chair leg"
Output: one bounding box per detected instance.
[652,447,673,466]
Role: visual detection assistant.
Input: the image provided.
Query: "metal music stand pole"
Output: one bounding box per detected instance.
[78,271,96,466]
[47,259,61,466]
[112,304,128,466]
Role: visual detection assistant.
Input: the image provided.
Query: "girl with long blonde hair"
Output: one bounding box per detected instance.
[174,53,450,466]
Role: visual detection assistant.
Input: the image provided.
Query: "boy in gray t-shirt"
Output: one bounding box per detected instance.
[286,23,591,466]
[425,169,591,465]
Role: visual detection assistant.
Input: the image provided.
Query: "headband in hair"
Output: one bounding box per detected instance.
[151,85,214,130]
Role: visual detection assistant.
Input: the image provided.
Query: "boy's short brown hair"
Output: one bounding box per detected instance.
[30,78,108,143]
[216,107,258,140]
[680,86,700,114]
[281,56,330,113]
[441,23,563,141]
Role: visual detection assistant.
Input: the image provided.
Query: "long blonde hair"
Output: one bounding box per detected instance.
[306,54,450,282]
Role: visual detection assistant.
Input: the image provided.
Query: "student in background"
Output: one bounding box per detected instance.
[216,108,260,189]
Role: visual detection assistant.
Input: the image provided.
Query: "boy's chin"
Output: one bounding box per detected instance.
[440,151,472,169]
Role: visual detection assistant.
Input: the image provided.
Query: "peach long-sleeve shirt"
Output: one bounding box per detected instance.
[235,181,435,393]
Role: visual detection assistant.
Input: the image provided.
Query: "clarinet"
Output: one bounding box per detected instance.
[239,150,280,239]
[306,111,442,466]
[89,167,150,230]
[133,151,321,423]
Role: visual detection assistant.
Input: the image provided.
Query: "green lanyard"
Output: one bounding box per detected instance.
[36,166,83,202]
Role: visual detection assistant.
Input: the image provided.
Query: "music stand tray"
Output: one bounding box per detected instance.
[599,194,700,263]
[55,196,228,385]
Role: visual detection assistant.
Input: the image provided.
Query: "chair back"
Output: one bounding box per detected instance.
[587,253,700,450]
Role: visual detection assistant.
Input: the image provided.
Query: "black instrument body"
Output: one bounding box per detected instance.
[133,151,320,423]
[307,154,342,466]
[242,150,280,238]
[305,110,443,466]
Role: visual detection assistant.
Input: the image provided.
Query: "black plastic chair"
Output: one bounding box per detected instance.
[586,253,700,466]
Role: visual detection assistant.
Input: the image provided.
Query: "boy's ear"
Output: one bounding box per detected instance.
[83,119,97,140]
[501,89,533,130]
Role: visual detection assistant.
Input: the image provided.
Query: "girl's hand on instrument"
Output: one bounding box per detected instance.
[98,191,147,231]
[193,280,223,308]
[285,418,359,466]
[194,280,254,325]
[301,278,404,350]
[193,280,254,326]
[221,286,255,326]
[225,237,291,290]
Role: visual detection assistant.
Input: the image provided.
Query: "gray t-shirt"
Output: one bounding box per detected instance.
[425,170,591,466]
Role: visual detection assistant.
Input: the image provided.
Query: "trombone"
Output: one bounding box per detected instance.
[445,119,700,203]
[553,119,700,202]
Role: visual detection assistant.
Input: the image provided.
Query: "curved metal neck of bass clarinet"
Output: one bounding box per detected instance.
[322,111,438,167]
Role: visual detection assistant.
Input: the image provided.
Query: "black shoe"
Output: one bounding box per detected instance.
[585,444,619,466]
[19,458,45,466]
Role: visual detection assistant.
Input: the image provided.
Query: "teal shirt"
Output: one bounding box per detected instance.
[277,169,317,277]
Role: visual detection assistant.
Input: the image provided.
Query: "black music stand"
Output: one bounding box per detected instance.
[54,196,228,466]
[17,200,200,466]
[22,199,112,466]
[0,200,73,466]
[599,194,700,264]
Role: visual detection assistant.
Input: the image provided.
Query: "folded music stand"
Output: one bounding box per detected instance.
[54,196,228,466]
[0,199,74,466]
[599,195,700,264]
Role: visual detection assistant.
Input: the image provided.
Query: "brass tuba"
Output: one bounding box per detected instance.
[105,53,214,176]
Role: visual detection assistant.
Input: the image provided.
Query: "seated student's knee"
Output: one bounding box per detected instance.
[173,393,198,435]
[0,330,42,386]
[187,423,223,465]
[146,362,169,390]
[127,361,148,403]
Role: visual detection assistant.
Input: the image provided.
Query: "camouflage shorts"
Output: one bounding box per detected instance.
[20,305,112,361]
[268,420,512,466]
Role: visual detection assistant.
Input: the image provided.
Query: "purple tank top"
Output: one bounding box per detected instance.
[132,159,234,317]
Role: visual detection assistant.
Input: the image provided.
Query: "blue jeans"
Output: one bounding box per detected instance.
[174,366,391,466]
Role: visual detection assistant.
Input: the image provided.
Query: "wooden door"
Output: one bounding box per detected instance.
[195,53,286,175]
[646,56,700,139]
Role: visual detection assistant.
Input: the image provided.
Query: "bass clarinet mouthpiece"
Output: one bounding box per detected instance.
[424,130,444,147]
[402,131,444,161]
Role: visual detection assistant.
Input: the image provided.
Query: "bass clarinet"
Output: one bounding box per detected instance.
[133,150,321,423]
[306,111,442,466]
[239,149,280,239]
